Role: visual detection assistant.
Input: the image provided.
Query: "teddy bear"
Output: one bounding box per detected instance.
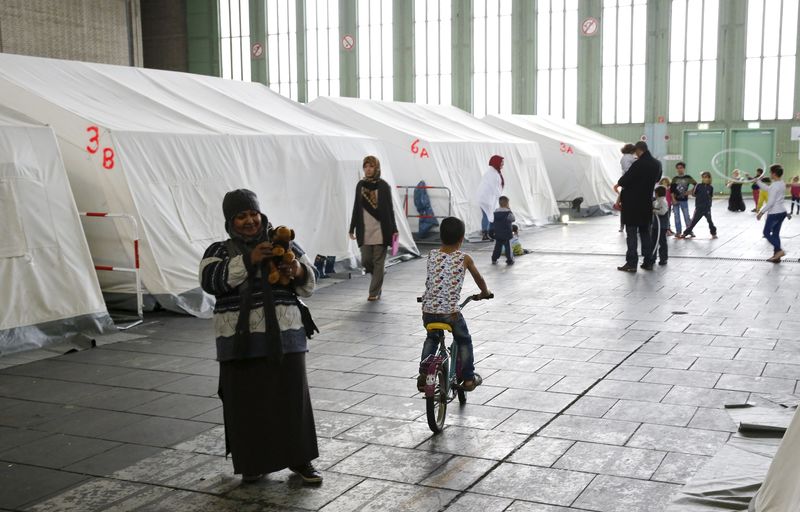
[266,225,296,286]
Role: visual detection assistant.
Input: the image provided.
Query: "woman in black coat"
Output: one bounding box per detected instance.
[616,142,663,271]
[349,155,398,301]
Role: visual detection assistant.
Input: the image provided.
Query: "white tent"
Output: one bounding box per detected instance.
[0,53,417,318]
[483,115,622,213]
[309,97,559,234]
[0,105,113,354]
[750,407,800,511]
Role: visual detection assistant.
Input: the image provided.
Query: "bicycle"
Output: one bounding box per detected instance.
[417,292,494,433]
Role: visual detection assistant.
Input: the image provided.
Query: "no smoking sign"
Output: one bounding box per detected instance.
[342,34,354,51]
[581,17,599,37]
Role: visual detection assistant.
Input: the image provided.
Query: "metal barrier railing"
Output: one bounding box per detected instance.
[79,212,143,329]
[396,185,452,219]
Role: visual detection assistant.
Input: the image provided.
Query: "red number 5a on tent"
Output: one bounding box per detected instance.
[410,138,430,158]
[85,125,116,169]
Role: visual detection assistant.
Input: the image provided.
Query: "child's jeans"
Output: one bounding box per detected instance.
[492,238,513,263]
[420,312,475,380]
[791,196,799,215]
[763,212,787,252]
[673,200,690,233]
[684,208,716,236]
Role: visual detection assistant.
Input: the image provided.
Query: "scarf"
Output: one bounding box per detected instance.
[229,223,284,363]
[359,171,382,218]
[489,155,505,188]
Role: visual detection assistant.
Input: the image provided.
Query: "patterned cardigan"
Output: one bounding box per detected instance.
[199,240,316,361]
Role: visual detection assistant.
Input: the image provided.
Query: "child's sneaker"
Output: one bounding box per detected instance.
[462,373,483,391]
[491,259,498,265]
[711,234,718,239]
[417,373,426,392]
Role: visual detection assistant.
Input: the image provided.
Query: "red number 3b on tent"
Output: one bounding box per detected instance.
[85,125,116,170]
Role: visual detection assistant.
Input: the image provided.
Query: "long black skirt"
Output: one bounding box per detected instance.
[218,353,319,475]
[728,184,746,211]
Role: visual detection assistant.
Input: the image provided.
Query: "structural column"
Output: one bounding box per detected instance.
[250,0,267,84]
[644,0,670,124]
[577,0,602,124]
[451,0,472,112]
[186,0,220,77]
[393,0,414,102]
[512,0,536,114]
[295,0,307,102]
[716,0,746,123]
[339,0,358,97]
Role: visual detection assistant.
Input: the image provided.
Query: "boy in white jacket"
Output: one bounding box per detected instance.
[757,165,788,262]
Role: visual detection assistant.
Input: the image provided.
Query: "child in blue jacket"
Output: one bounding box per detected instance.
[491,196,515,265]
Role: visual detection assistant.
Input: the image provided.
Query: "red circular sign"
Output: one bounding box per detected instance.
[581,17,599,36]
[640,135,647,141]
[251,42,264,58]
[342,34,355,50]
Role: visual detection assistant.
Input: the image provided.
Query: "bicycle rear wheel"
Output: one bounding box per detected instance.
[425,362,448,433]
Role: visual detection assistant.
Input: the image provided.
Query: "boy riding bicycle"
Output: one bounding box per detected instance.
[417,217,492,393]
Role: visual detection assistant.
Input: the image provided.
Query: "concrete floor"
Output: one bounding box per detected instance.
[1,200,799,511]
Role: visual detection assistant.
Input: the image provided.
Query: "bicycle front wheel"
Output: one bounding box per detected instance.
[425,362,448,433]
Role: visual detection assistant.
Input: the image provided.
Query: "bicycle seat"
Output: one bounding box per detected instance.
[425,322,453,332]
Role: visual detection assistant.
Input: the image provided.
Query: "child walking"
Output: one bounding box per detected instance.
[757,165,788,262]
[418,217,491,392]
[680,171,717,239]
[649,185,670,266]
[491,196,515,265]
[789,176,800,219]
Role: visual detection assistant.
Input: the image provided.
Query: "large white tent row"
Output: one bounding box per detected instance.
[484,114,621,213]
[0,53,418,318]
[309,96,560,235]
[0,105,113,354]
[0,53,620,332]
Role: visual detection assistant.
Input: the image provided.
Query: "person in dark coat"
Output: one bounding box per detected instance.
[349,155,398,301]
[616,141,662,272]
[199,189,321,485]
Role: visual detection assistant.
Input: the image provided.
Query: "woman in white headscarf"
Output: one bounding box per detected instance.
[476,155,505,240]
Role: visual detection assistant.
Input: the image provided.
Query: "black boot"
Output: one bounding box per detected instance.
[314,255,327,279]
[325,256,336,275]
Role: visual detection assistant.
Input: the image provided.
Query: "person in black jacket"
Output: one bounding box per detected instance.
[491,196,515,265]
[617,141,663,272]
[349,155,398,301]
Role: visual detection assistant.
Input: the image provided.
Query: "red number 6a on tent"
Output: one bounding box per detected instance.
[86,126,116,170]
[559,142,574,154]
[410,138,430,158]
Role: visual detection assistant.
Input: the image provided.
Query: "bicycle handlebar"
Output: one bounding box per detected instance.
[416,293,494,305]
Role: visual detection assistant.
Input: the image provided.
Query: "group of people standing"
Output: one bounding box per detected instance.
[616,145,794,269]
